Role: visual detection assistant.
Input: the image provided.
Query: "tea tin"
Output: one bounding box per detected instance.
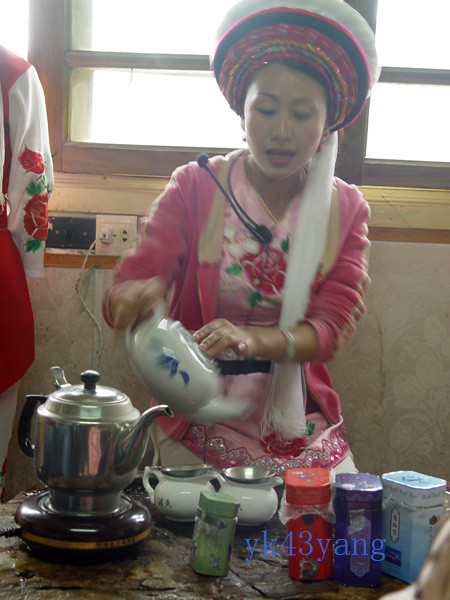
[189,490,239,576]
[284,468,333,580]
[333,473,383,587]
[381,470,446,583]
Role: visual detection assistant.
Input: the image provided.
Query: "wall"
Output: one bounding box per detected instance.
[4,240,449,500]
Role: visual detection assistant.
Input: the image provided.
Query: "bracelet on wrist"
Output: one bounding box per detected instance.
[279,326,296,362]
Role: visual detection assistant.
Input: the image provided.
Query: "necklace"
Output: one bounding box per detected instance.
[243,156,308,225]
[249,184,281,225]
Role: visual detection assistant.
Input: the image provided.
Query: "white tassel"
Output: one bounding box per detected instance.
[262,362,307,439]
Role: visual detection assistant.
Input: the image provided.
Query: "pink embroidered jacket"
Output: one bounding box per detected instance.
[104,152,370,446]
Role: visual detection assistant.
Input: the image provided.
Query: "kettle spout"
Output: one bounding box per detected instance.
[115,404,173,475]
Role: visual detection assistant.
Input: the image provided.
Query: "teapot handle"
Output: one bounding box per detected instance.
[142,466,164,504]
[256,476,284,489]
[215,471,226,490]
[17,394,48,457]
[124,301,166,351]
[270,476,284,488]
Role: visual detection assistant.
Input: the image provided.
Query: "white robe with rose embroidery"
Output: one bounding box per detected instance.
[0,44,53,501]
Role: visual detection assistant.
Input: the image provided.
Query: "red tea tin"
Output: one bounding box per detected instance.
[283,468,333,580]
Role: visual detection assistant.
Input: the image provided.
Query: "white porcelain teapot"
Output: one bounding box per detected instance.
[216,466,284,526]
[126,302,251,423]
[143,464,218,522]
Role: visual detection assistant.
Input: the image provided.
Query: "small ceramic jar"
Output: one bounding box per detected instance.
[216,466,283,526]
[143,464,217,522]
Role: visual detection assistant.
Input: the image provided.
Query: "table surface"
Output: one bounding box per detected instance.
[0,478,408,600]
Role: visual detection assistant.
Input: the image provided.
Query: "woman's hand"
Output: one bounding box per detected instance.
[192,319,257,358]
[193,319,320,362]
[109,277,165,330]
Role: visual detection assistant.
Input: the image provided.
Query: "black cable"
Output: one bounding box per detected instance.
[196,153,273,247]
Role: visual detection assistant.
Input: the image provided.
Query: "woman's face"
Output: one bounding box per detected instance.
[241,63,329,184]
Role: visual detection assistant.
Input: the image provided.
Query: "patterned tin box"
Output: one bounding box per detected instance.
[381,470,447,583]
[334,473,383,587]
[283,468,333,580]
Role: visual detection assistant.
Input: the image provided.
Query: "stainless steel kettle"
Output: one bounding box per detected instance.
[18,366,173,515]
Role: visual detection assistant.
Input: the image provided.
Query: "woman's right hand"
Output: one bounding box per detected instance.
[109,277,165,330]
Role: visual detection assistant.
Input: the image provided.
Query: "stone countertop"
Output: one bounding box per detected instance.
[0,479,407,600]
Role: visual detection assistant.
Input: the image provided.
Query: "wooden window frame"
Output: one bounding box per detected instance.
[29,0,450,189]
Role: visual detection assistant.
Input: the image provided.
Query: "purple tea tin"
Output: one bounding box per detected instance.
[333,473,383,587]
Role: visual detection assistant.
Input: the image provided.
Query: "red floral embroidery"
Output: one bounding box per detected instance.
[23,193,49,241]
[242,247,287,295]
[262,432,309,458]
[19,146,45,175]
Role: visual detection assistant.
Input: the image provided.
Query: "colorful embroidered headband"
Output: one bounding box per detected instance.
[213,3,379,132]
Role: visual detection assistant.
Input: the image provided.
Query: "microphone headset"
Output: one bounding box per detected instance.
[196,153,273,247]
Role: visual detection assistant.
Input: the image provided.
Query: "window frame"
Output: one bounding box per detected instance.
[29,0,450,189]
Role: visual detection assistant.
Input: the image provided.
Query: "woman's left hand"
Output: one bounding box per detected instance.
[192,319,256,358]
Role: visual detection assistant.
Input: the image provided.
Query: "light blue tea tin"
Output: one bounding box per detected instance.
[381,470,446,583]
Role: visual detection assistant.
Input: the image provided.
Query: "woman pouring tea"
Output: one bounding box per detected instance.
[103,0,379,474]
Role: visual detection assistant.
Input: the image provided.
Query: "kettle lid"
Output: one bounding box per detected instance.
[43,370,139,422]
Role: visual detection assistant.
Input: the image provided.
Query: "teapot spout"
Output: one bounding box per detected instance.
[115,404,173,475]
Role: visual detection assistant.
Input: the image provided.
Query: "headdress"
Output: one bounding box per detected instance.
[213,0,379,132]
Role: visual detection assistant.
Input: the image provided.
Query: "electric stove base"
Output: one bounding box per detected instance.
[15,491,151,563]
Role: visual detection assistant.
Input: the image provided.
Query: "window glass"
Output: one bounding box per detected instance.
[69,68,244,148]
[366,83,450,162]
[71,0,240,54]
[0,1,29,59]
[376,0,450,69]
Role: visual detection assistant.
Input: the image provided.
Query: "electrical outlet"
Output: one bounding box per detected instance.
[95,215,138,256]
[47,216,97,249]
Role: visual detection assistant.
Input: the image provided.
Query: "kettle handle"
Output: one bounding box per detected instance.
[142,466,164,504]
[17,394,48,457]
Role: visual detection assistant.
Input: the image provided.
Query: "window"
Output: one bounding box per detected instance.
[367,0,449,163]
[362,0,450,187]
[69,1,244,149]
[1,1,29,59]
[30,0,450,189]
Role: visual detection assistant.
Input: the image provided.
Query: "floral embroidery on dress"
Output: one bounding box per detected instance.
[306,422,316,436]
[24,192,48,244]
[263,433,309,458]
[224,224,290,309]
[19,145,46,174]
[262,422,316,458]
[19,146,50,253]
[242,246,287,295]
[182,423,349,474]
